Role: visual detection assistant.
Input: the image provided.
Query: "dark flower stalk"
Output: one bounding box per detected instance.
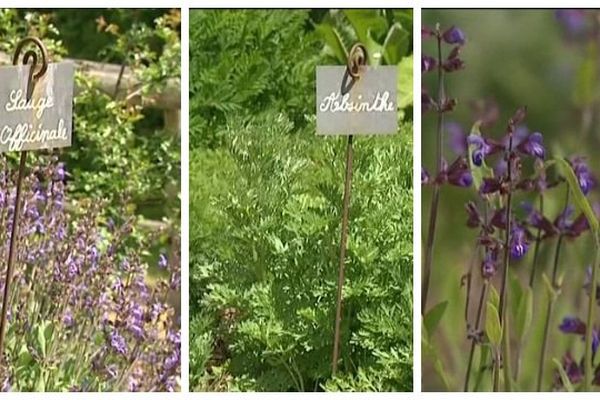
[422,27,445,315]
[495,107,532,391]
[536,187,569,391]
[496,133,515,392]
[464,280,488,391]
[529,194,545,287]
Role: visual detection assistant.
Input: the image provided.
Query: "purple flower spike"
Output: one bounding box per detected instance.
[442,26,466,45]
[110,331,128,355]
[421,55,437,73]
[509,225,528,259]
[517,132,545,159]
[559,316,586,335]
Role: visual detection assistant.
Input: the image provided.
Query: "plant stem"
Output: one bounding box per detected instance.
[529,193,544,288]
[464,280,488,391]
[497,136,514,392]
[536,188,568,391]
[584,234,600,391]
[422,30,445,315]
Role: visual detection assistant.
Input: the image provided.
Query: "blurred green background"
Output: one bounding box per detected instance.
[422,10,600,391]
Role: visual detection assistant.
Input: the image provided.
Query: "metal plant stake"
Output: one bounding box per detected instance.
[0,37,49,358]
[331,44,367,375]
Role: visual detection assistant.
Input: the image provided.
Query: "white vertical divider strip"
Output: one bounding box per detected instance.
[413,6,422,394]
[180,5,191,394]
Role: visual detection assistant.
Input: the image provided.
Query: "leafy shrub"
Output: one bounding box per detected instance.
[0,9,180,225]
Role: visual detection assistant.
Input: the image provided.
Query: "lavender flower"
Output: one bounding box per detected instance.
[110,331,128,355]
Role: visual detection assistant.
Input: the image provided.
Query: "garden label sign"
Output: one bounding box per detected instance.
[316,66,397,135]
[0,62,74,153]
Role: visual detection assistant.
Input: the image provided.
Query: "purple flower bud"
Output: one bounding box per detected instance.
[421,167,430,185]
[445,157,472,187]
[480,177,502,195]
[442,26,466,45]
[422,55,437,73]
[510,225,528,259]
[422,89,434,112]
[556,10,588,36]
[556,352,583,388]
[482,248,498,278]
[559,316,586,335]
[570,157,596,195]
[422,25,435,39]
[517,131,545,159]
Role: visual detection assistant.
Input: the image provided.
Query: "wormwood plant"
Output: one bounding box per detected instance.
[422,16,600,392]
[190,9,413,391]
[191,113,412,391]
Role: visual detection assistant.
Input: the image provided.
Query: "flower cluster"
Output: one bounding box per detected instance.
[0,156,180,392]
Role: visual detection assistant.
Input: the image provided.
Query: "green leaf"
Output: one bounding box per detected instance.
[423,300,448,337]
[16,344,32,369]
[396,55,413,109]
[343,9,386,66]
[489,285,500,309]
[542,272,557,300]
[382,23,408,65]
[553,358,575,392]
[509,268,524,317]
[486,302,502,346]
[515,286,533,342]
[473,344,490,391]
[554,157,599,235]
[37,324,47,358]
[422,332,452,390]
[314,19,347,64]
[343,9,388,46]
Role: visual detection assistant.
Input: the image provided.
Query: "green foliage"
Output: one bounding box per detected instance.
[314,9,413,67]
[0,9,180,225]
[190,9,412,391]
[191,114,412,391]
[189,10,320,149]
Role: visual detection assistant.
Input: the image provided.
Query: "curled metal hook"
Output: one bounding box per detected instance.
[12,36,49,78]
[347,43,368,79]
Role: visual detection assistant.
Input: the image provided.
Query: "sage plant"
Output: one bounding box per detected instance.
[0,156,181,391]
